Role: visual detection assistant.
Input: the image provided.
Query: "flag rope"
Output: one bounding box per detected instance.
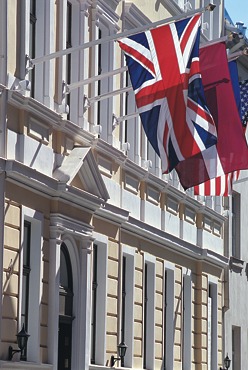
[28,4,215,67]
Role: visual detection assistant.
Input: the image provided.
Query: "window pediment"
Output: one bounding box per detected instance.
[53,147,109,201]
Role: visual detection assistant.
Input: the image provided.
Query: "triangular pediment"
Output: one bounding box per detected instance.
[53,147,109,201]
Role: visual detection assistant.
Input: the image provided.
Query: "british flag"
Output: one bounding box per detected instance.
[118,14,217,173]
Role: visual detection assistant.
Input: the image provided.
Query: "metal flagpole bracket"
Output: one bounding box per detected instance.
[206,3,216,11]
[25,54,34,75]
[112,114,119,129]
[61,80,70,100]
[30,3,215,67]
[243,47,248,56]
[83,94,91,111]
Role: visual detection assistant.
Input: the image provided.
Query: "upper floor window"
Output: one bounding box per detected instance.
[29,0,36,97]
[232,192,241,258]
[66,1,72,119]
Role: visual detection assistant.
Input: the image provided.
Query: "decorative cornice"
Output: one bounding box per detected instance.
[96,202,130,224]
[161,0,183,16]
[0,159,105,213]
[122,215,228,268]
[91,0,120,31]
[230,256,244,273]
[50,213,94,239]
[7,90,96,146]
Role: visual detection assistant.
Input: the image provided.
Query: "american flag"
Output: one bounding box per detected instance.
[194,171,240,197]
[193,66,248,197]
[240,79,248,127]
[118,14,217,174]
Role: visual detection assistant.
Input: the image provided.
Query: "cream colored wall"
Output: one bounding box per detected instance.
[131,0,171,22]
[1,200,20,359]
[99,221,223,369]
[7,0,18,76]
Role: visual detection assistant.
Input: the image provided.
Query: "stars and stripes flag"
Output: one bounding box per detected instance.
[118,14,217,174]
[240,79,248,127]
[193,61,248,197]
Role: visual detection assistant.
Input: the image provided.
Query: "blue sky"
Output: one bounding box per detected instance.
[225,0,248,34]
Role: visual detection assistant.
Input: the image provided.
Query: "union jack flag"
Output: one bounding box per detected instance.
[118,14,217,173]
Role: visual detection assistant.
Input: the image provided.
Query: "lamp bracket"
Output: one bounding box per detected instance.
[8,346,21,361]
[110,355,121,367]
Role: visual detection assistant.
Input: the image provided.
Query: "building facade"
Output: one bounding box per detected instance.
[223,12,248,370]
[0,1,233,370]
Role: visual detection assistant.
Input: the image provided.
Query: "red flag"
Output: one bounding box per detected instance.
[175,41,248,189]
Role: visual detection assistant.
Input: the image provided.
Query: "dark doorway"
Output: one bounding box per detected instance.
[58,243,74,370]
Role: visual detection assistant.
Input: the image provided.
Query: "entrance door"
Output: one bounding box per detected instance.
[58,243,73,370]
[58,321,72,370]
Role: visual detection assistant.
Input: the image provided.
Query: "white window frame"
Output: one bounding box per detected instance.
[20,206,43,363]
[121,4,151,168]
[20,1,54,104]
[89,1,119,143]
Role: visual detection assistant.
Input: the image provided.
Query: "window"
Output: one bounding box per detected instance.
[232,326,241,370]
[88,1,118,143]
[21,221,31,360]
[90,236,108,365]
[164,263,175,370]
[208,283,218,370]
[143,255,155,369]
[66,1,72,119]
[29,0,36,97]
[143,263,148,369]
[121,256,127,366]
[20,207,42,362]
[120,246,135,367]
[183,271,192,370]
[232,192,241,258]
[91,244,98,364]
[58,243,74,370]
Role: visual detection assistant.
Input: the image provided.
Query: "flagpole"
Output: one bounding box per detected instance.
[29,4,216,67]
[227,47,248,61]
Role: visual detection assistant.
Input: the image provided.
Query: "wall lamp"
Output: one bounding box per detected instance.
[220,354,231,370]
[110,341,127,367]
[8,324,30,361]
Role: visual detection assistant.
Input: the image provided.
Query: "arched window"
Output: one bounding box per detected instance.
[58,243,74,370]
